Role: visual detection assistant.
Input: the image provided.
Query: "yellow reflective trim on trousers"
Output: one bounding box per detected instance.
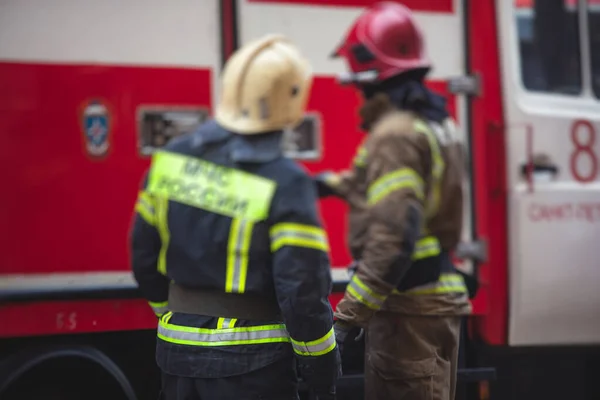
[347,275,387,310]
[157,320,290,347]
[226,218,254,293]
[155,196,170,276]
[367,168,425,206]
[401,273,467,296]
[412,236,441,261]
[217,317,237,329]
[413,120,445,218]
[147,151,276,222]
[270,223,329,253]
[290,327,337,356]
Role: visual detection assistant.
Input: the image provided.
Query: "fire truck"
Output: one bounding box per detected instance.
[1,0,599,399]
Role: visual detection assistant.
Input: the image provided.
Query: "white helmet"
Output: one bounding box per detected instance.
[215,34,312,135]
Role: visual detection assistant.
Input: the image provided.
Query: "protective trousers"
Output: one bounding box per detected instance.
[159,357,299,400]
[364,312,461,400]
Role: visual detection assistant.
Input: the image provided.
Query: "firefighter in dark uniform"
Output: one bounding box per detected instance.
[315,3,471,400]
[130,34,340,400]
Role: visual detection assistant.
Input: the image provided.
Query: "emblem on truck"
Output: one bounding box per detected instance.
[81,100,111,157]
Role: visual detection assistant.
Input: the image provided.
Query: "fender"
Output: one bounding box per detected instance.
[0,345,137,400]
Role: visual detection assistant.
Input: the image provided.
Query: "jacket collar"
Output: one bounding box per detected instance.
[230,131,284,163]
[358,93,395,131]
[191,120,284,163]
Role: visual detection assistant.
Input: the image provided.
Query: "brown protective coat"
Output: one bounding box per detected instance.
[331,93,471,325]
[330,93,471,400]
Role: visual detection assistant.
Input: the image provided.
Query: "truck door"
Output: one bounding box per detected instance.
[497,0,600,346]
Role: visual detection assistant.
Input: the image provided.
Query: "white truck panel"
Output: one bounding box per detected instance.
[498,0,600,346]
[236,0,464,78]
[0,0,220,69]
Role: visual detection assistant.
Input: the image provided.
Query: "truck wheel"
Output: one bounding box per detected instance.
[0,345,137,400]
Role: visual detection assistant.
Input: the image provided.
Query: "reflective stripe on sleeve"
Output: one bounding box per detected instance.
[135,191,156,225]
[155,197,170,276]
[346,275,387,310]
[367,168,425,206]
[399,273,468,296]
[412,236,441,261]
[353,146,367,168]
[149,301,169,317]
[290,327,337,357]
[226,218,254,293]
[270,223,329,253]
[157,320,290,347]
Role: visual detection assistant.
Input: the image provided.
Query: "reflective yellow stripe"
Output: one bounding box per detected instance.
[290,327,337,356]
[156,196,170,276]
[161,311,174,324]
[140,191,155,207]
[414,120,445,218]
[367,168,425,206]
[149,301,169,317]
[135,191,156,225]
[270,223,329,253]
[226,218,254,293]
[217,317,237,329]
[347,275,387,310]
[158,320,290,347]
[412,236,441,261]
[135,202,156,225]
[147,151,276,221]
[353,146,367,168]
[404,273,467,296]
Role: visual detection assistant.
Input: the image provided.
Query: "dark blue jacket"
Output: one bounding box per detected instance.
[130,120,339,381]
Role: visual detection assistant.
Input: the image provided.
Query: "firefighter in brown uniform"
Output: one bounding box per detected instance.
[131,35,340,400]
[314,3,471,400]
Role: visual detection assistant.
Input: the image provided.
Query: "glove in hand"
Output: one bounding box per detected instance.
[298,346,341,400]
[334,320,364,355]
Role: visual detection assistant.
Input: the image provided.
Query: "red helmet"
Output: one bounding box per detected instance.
[332,2,430,85]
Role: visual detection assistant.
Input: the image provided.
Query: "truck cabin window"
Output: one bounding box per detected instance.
[138,108,208,155]
[589,0,600,98]
[515,0,582,95]
[137,109,321,160]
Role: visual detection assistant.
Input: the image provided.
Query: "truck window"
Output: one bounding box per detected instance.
[514,0,582,95]
[137,107,208,156]
[588,0,600,98]
[282,114,322,161]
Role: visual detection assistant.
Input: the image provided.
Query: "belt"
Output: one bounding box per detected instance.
[167,283,282,321]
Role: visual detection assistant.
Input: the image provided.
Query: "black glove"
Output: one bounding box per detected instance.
[313,172,339,198]
[333,320,364,355]
[298,347,341,400]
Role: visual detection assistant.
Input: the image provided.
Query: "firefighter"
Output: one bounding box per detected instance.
[130,34,340,400]
[315,3,472,399]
